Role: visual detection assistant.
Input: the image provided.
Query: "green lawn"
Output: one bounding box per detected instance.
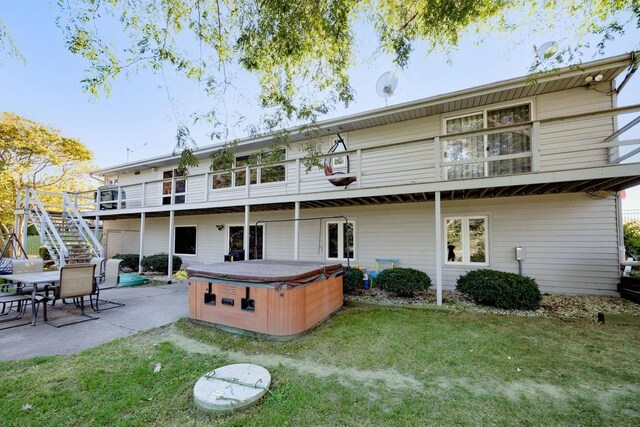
[1,306,639,426]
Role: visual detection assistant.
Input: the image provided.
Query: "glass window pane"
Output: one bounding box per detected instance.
[328,223,338,259]
[175,179,186,194]
[162,170,173,179]
[229,226,244,251]
[249,225,263,260]
[343,222,354,259]
[446,114,483,134]
[212,173,231,189]
[162,181,172,195]
[174,195,185,204]
[446,219,463,263]
[175,226,196,255]
[487,104,530,128]
[162,196,171,205]
[469,218,486,263]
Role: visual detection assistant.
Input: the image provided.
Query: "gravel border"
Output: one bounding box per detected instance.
[345,288,640,322]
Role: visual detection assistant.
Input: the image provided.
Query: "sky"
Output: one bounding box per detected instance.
[1,2,639,208]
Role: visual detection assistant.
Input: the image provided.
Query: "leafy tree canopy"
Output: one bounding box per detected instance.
[4,1,640,170]
[0,112,94,229]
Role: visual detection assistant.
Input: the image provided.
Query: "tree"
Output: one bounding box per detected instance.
[0,113,94,240]
[4,1,640,170]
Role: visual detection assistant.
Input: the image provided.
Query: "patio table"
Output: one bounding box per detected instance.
[1,271,60,326]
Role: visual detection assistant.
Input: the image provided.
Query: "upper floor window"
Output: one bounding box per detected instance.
[212,149,286,189]
[443,103,532,180]
[445,216,488,265]
[162,169,186,205]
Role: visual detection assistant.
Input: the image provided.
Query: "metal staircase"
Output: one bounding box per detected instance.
[21,188,103,268]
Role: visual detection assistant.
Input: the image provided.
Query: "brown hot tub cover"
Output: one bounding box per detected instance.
[186,260,343,287]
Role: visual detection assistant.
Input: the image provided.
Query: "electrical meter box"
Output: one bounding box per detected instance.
[515,246,525,261]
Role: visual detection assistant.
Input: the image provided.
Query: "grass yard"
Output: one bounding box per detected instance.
[1,306,639,426]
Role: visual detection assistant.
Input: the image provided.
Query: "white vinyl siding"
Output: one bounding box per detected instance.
[102,192,620,295]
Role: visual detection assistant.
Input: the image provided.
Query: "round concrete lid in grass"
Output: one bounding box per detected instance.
[193,364,271,412]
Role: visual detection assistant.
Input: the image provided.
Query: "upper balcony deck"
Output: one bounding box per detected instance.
[66,99,640,218]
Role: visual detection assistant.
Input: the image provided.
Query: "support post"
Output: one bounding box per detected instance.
[246,166,251,198]
[356,149,362,188]
[294,201,300,260]
[434,137,442,181]
[21,188,30,250]
[94,215,100,240]
[295,159,301,194]
[244,205,250,260]
[204,173,210,202]
[435,191,442,306]
[168,211,175,283]
[531,121,541,172]
[141,182,147,208]
[139,212,146,274]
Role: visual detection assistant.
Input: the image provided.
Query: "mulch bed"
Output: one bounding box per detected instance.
[345,288,640,322]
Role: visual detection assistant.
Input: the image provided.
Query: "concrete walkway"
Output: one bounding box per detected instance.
[0,282,188,361]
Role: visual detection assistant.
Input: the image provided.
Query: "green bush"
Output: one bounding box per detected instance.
[342,267,364,294]
[113,253,141,271]
[39,245,51,261]
[456,269,542,310]
[624,220,640,258]
[141,253,182,273]
[377,267,431,297]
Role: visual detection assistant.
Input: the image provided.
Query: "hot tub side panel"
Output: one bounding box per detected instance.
[304,275,343,329]
[189,280,270,334]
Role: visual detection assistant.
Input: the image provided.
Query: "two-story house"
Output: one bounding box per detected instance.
[16,53,640,304]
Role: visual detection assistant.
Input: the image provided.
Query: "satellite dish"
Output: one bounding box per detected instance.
[376,72,399,106]
[534,41,559,60]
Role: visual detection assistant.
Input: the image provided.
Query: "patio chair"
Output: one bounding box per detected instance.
[91,258,125,312]
[369,258,399,287]
[90,257,106,283]
[45,264,98,328]
[0,292,35,330]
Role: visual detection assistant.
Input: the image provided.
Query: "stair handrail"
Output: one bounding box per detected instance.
[25,187,69,267]
[62,192,104,258]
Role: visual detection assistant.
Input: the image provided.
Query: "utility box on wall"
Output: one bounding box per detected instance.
[515,246,526,261]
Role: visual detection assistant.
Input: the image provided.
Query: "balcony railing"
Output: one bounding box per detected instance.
[60,104,640,214]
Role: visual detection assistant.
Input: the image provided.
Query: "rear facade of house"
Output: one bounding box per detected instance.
[16,53,640,297]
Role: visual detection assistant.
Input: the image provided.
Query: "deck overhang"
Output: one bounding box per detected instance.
[86,163,640,219]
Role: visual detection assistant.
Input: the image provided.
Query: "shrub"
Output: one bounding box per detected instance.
[623,220,640,257]
[456,269,542,311]
[342,267,364,295]
[39,245,51,262]
[113,253,140,271]
[141,253,182,273]
[377,267,431,297]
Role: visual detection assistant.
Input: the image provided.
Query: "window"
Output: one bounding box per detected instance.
[228,225,264,259]
[162,169,186,204]
[175,226,197,255]
[443,103,532,180]
[445,216,488,265]
[326,220,354,260]
[223,149,286,188]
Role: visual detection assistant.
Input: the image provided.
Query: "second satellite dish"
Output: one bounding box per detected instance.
[534,41,559,60]
[376,71,399,106]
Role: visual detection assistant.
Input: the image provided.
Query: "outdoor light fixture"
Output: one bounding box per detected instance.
[151,167,158,173]
[216,225,224,231]
[584,76,593,83]
[594,73,603,82]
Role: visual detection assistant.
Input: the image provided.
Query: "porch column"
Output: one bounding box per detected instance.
[94,215,100,240]
[168,210,175,283]
[294,201,300,260]
[21,189,30,249]
[435,191,442,306]
[138,212,146,274]
[244,205,250,260]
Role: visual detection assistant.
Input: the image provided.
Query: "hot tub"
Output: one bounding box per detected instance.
[186,260,343,339]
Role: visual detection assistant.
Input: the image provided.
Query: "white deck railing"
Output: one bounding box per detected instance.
[42,104,640,214]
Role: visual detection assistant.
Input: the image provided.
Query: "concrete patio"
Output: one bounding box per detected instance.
[0,282,188,361]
